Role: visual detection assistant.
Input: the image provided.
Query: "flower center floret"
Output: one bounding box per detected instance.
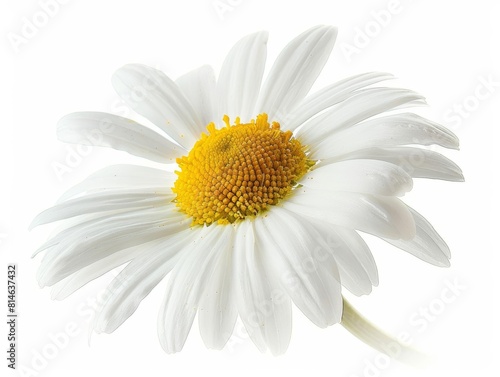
[173,113,313,225]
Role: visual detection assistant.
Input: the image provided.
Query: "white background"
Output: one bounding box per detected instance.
[1,0,499,376]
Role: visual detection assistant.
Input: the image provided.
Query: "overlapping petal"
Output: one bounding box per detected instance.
[255,208,342,328]
[112,64,202,149]
[216,31,268,123]
[302,159,413,197]
[257,25,337,122]
[92,230,190,334]
[284,191,416,240]
[176,65,217,130]
[233,220,292,355]
[57,112,183,163]
[158,226,233,353]
[297,88,426,146]
[325,146,464,182]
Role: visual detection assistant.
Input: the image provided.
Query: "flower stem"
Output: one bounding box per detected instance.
[341,297,430,366]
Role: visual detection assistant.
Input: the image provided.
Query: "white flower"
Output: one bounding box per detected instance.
[31,25,462,355]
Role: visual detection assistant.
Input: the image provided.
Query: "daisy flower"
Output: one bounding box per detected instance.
[31,25,462,356]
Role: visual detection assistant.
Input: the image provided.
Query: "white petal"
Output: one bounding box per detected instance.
[50,238,151,300]
[284,72,394,131]
[176,65,217,128]
[297,88,425,146]
[233,220,292,355]
[30,188,173,229]
[92,230,191,333]
[330,227,379,287]
[57,112,184,163]
[257,26,337,122]
[198,229,238,350]
[301,159,413,197]
[112,64,202,149]
[285,191,416,240]
[383,206,451,266]
[255,209,342,328]
[307,220,378,296]
[232,221,263,352]
[325,146,464,182]
[310,113,459,159]
[216,31,268,123]
[158,225,233,353]
[36,205,189,286]
[57,164,175,202]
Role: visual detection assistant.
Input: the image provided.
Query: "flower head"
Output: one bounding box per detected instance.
[31,25,462,355]
[173,113,314,225]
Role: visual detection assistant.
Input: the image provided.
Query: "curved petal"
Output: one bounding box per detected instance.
[323,146,464,182]
[284,191,416,240]
[30,188,173,229]
[176,65,217,129]
[92,230,191,334]
[383,206,451,266]
[216,31,268,123]
[283,72,394,131]
[50,237,155,300]
[158,225,233,353]
[36,205,189,287]
[255,208,342,328]
[309,113,459,159]
[305,219,378,296]
[57,112,184,163]
[57,164,175,203]
[297,88,426,146]
[257,25,337,122]
[233,220,292,355]
[112,64,202,149]
[330,227,379,287]
[301,159,413,197]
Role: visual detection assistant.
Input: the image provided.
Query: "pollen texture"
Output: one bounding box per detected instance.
[173,114,313,225]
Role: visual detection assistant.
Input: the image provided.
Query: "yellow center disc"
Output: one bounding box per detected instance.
[173,113,313,225]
